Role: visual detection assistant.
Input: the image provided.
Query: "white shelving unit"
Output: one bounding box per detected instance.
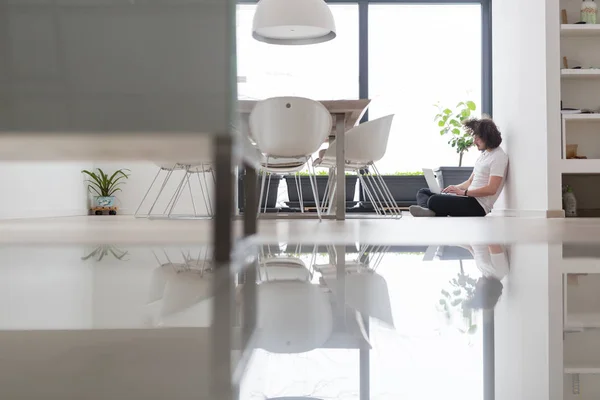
[560,4,600,220]
[565,366,600,374]
[566,313,600,331]
[560,159,600,173]
[562,24,600,37]
[562,114,600,121]
[562,264,600,398]
[562,69,600,78]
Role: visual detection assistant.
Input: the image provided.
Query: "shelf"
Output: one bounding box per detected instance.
[560,159,600,174]
[561,24,600,37]
[565,366,600,374]
[566,313,600,330]
[562,69,600,79]
[562,259,600,273]
[563,114,600,121]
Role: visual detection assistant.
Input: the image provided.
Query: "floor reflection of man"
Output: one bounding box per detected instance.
[460,244,509,310]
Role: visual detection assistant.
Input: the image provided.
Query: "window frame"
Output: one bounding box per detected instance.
[236,0,492,117]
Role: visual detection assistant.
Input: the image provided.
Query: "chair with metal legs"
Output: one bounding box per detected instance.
[313,115,400,218]
[249,97,332,220]
[135,162,215,219]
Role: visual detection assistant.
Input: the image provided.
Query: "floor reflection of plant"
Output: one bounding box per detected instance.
[82,245,129,262]
[438,260,478,335]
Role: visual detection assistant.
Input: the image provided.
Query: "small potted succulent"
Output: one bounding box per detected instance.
[82,168,130,214]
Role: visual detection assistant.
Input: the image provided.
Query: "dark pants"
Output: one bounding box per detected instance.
[416,188,486,217]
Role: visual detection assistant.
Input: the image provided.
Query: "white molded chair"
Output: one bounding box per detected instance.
[135,161,215,219]
[314,115,400,217]
[250,97,332,219]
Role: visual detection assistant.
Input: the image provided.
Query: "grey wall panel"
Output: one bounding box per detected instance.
[0,0,237,134]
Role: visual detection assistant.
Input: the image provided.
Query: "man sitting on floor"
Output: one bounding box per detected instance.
[409,117,508,217]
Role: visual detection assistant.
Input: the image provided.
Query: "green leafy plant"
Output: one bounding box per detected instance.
[434,101,477,167]
[82,168,130,197]
[438,260,478,335]
[391,171,424,176]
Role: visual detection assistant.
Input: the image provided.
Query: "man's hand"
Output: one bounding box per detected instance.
[442,185,460,194]
[443,186,466,195]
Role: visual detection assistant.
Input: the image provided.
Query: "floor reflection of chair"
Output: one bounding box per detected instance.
[315,244,395,327]
[148,247,213,326]
[256,247,332,353]
[248,245,381,400]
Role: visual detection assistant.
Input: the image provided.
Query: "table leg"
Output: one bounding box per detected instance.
[212,136,234,400]
[335,114,346,221]
[335,245,346,326]
[483,309,495,400]
[242,163,258,349]
[360,316,370,400]
[243,165,258,236]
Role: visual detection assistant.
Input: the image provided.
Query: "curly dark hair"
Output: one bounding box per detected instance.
[463,118,502,149]
[465,277,504,310]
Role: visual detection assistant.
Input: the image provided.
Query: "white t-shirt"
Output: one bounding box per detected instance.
[471,245,510,280]
[468,147,509,214]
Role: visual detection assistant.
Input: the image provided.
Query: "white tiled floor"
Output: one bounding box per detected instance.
[3,215,600,400]
[2,215,600,245]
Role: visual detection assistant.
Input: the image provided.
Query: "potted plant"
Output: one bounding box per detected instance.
[82,168,130,212]
[237,170,282,212]
[285,171,358,211]
[434,101,476,187]
[359,171,427,210]
[437,261,478,335]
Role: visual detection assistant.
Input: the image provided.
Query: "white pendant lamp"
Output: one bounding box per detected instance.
[252,0,336,45]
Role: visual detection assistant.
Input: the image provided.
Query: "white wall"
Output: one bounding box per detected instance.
[494,244,563,400]
[0,161,214,220]
[492,0,562,215]
[0,162,90,219]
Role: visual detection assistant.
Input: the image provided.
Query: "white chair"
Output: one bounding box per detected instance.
[314,115,400,218]
[249,97,332,220]
[134,161,215,219]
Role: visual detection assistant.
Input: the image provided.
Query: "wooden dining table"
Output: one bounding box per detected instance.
[238,99,371,220]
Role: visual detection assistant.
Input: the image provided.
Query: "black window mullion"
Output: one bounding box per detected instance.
[482,0,492,116]
[359,0,369,122]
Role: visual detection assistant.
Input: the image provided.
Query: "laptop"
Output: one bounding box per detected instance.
[422,168,467,197]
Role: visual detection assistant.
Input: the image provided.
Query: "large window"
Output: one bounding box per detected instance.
[236,0,490,174]
[369,4,482,173]
[236,4,359,100]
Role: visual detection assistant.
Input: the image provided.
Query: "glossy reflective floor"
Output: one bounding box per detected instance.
[0,242,514,400]
[6,234,600,399]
